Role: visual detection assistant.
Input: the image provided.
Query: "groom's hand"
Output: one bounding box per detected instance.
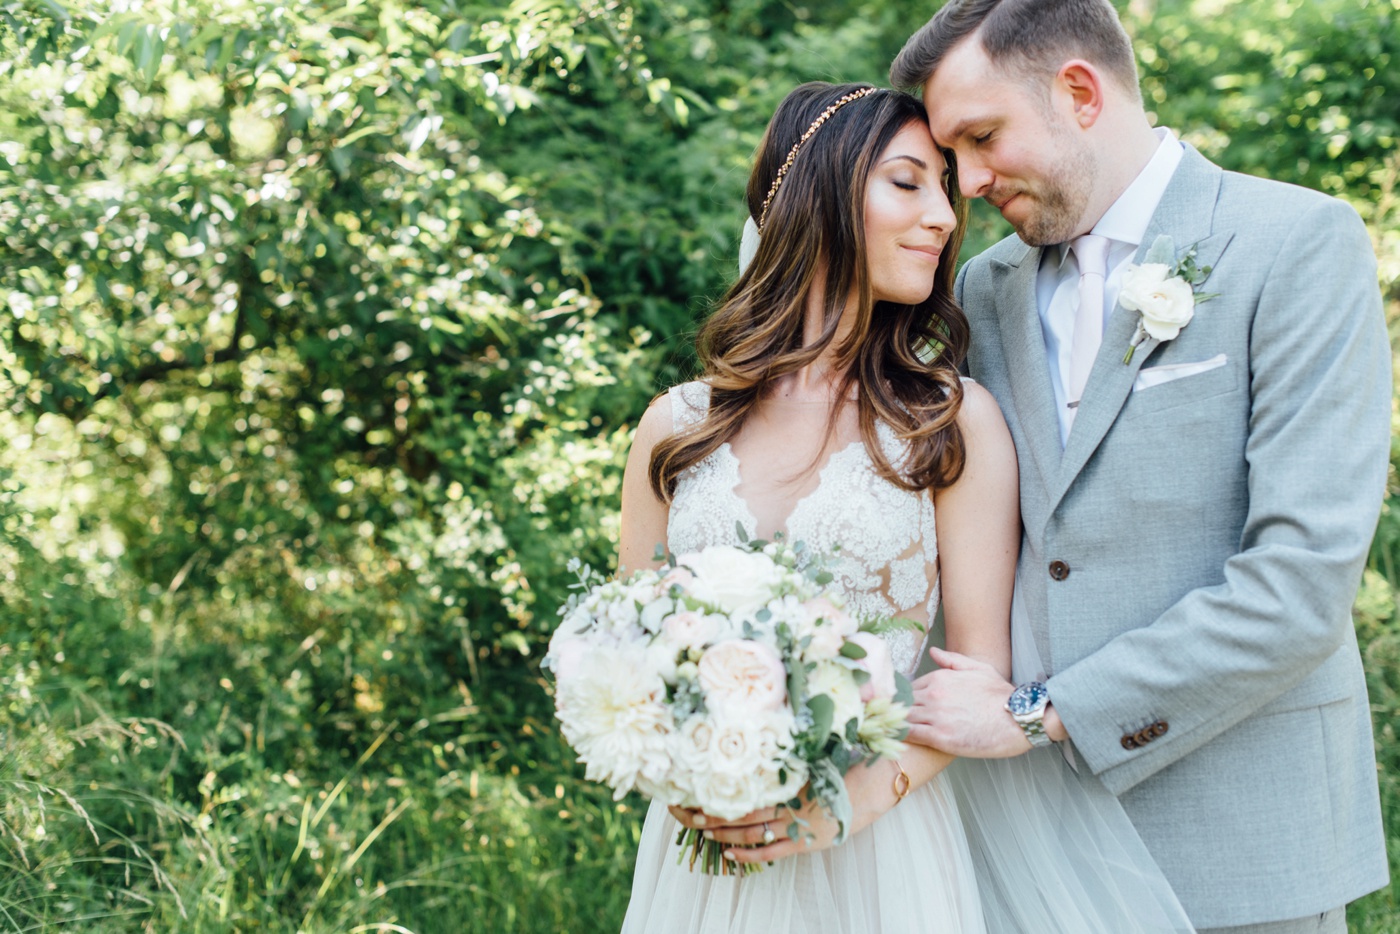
[907,647,1051,758]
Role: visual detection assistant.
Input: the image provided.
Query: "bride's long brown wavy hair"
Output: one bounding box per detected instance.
[649,81,971,502]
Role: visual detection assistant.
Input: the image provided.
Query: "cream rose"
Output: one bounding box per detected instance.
[1119,263,1195,340]
[691,768,763,820]
[749,707,797,761]
[846,631,897,702]
[710,718,766,772]
[673,715,716,772]
[698,639,788,713]
[680,546,784,614]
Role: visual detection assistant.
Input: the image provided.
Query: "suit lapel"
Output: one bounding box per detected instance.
[990,242,1061,495]
[1046,146,1232,513]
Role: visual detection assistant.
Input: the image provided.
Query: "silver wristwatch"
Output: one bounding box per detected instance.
[1006,681,1053,748]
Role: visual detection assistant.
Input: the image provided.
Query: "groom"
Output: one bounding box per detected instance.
[891,1,1390,932]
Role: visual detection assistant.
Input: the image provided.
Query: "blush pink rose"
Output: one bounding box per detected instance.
[698,639,788,713]
[662,610,720,652]
[660,565,696,592]
[846,632,896,702]
[801,597,857,658]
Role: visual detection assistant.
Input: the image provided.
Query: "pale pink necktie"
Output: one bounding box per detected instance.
[1066,234,1111,411]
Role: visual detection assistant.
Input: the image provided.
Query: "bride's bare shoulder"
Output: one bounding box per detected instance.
[633,391,675,450]
[950,380,1016,481]
[954,379,1009,434]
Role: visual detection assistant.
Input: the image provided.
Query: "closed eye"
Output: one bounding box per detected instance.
[894,181,919,191]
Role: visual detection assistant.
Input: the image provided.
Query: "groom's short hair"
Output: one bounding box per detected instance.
[890,0,1141,102]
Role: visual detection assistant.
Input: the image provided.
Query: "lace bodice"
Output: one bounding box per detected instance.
[665,381,939,676]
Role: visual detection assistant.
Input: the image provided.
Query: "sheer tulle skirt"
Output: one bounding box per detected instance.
[947,750,1196,934]
[620,771,986,934]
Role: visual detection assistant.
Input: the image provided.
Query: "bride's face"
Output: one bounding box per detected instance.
[862,121,957,306]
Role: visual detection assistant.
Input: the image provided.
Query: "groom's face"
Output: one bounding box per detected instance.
[921,38,1096,247]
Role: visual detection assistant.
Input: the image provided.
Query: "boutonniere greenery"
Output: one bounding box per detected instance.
[1120,235,1219,363]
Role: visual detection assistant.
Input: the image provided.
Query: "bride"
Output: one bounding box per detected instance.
[612,81,1196,933]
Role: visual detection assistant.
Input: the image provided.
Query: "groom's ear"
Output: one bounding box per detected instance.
[1055,59,1105,129]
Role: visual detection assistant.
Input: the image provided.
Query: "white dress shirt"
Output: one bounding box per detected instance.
[1037,128,1186,446]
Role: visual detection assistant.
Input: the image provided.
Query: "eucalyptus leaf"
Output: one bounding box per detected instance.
[894,672,915,707]
[1144,234,1176,265]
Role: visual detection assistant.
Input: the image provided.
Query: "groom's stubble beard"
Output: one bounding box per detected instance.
[1003,125,1097,248]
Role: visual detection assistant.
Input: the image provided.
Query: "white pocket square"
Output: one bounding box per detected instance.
[1133,353,1228,392]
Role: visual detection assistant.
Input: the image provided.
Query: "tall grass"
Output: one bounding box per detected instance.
[0,656,645,932]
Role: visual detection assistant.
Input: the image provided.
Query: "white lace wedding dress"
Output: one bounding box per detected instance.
[620,380,985,933]
[618,380,1200,934]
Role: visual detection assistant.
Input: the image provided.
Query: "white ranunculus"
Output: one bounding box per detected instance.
[680,546,785,614]
[846,632,896,703]
[807,661,864,738]
[698,639,788,713]
[1119,263,1195,340]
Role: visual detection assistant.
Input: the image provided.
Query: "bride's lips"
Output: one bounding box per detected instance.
[902,245,943,262]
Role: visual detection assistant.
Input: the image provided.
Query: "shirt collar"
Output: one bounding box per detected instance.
[1046,127,1185,272]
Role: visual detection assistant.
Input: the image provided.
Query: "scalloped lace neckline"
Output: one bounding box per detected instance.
[716,438,870,543]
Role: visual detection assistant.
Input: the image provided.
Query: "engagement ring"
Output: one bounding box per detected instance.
[761,823,776,845]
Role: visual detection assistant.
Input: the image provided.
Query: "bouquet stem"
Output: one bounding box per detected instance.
[674,827,767,876]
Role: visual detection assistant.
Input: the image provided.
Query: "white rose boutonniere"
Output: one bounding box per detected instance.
[1120,235,1219,363]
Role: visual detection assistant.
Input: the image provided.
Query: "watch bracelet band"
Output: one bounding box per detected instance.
[1017,713,1053,747]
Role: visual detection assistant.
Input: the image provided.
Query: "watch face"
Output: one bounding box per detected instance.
[1008,681,1049,716]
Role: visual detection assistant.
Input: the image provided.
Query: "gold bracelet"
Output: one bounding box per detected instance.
[891,759,911,804]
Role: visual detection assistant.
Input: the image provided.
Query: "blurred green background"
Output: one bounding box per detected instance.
[0,0,1396,930]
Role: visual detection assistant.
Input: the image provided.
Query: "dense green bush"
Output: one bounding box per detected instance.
[0,0,1396,930]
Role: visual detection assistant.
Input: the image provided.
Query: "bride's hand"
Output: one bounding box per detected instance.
[666,759,897,865]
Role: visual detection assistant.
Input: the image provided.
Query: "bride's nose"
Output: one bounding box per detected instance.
[923,190,957,232]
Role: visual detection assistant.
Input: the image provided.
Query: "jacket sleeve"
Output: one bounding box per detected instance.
[1046,197,1391,794]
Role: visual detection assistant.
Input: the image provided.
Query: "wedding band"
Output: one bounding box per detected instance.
[761,823,776,845]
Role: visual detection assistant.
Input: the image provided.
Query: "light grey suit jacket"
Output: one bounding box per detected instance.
[957,146,1391,928]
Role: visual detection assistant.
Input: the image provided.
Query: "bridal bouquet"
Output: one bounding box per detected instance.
[546,530,915,875]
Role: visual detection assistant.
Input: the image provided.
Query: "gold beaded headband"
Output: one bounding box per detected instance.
[757,86,882,232]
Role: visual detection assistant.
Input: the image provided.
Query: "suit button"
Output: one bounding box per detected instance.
[1153,721,1168,737]
[1121,735,1137,750]
[1134,730,1151,745]
[1049,560,1070,581]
